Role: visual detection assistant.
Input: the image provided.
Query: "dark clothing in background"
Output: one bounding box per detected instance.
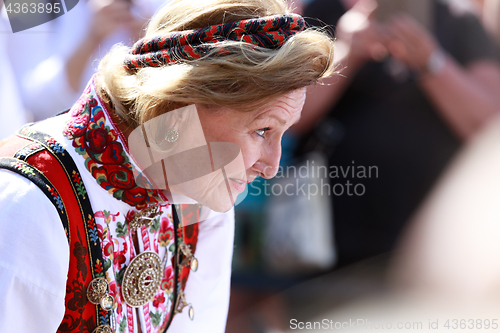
[302,0,499,267]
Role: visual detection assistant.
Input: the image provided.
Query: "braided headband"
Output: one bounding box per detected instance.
[124,14,305,70]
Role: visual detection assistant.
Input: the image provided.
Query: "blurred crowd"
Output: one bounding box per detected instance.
[228,0,500,332]
[0,0,165,138]
[2,0,500,332]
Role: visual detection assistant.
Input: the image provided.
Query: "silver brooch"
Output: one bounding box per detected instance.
[122,251,163,307]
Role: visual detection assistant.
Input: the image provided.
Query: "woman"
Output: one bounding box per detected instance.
[0,0,334,332]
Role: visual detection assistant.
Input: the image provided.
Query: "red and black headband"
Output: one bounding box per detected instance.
[124,14,306,70]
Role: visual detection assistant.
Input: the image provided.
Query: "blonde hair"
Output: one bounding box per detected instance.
[96,0,335,127]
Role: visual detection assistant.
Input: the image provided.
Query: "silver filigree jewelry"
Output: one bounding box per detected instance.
[175,289,194,321]
[165,129,179,143]
[122,251,163,307]
[92,325,113,333]
[100,294,115,311]
[128,206,162,231]
[87,277,115,311]
[179,242,199,272]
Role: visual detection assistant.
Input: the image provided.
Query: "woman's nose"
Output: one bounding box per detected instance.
[262,164,280,179]
[252,161,278,179]
[253,146,281,179]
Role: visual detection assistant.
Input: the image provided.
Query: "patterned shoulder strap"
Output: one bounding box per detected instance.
[0,156,71,242]
[0,126,113,332]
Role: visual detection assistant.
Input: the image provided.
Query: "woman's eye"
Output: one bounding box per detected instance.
[255,127,270,138]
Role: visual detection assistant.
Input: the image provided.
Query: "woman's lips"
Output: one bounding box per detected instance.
[229,178,247,193]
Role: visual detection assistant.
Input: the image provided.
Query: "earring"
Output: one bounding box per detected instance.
[165,129,179,143]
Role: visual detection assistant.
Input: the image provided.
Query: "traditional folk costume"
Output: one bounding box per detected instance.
[0,79,235,333]
[0,14,305,333]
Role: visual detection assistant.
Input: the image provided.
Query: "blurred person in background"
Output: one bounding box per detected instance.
[0,0,27,139]
[480,0,500,48]
[294,0,500,268]
[391,114,500,302]
[5,0,166,121]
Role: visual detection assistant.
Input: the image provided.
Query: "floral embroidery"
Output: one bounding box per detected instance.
[63,84,164,209]
[99,308,110,327]
[152,294,165,308]
[88,215,99,245]
[150,310,162,328]
[72,170,87,199]
[13,142,42,160]
[45,137,65,154]
[11,161,35,176]
[160,266,174,295]
[93,206,177,333]
[20,126,36,136]
[159,217,174,248]
[94,259,104,276]
[47,185,64,211]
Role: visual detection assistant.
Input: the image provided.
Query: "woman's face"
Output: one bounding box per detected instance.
[130,88,306,213]
[195,87,306,205]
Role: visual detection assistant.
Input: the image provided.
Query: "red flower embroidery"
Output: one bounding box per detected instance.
[122,186,148,207]
[109,281,117,297]
[86,127,108,154]
[95,211,120,224]
[116,302,123,315]
[114,253,126,267]
[152,294,165,308]
[95,261,103,275]
[63,83,165,209]
[92,164,136,191]
[45,137,56,146]
[161,266,174,291]
[159,218,174,247]
[103,242,113,258]
[88,217,96,230]
[72,171,81,183]
[48,187,58,197]
[113,242,128,268]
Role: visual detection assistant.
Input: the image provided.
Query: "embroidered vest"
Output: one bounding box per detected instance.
[0,126,199,333]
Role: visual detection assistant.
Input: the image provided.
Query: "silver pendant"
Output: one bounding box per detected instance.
[100,294,115,312]
[190,257,199,272]
[188,305,195,321]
